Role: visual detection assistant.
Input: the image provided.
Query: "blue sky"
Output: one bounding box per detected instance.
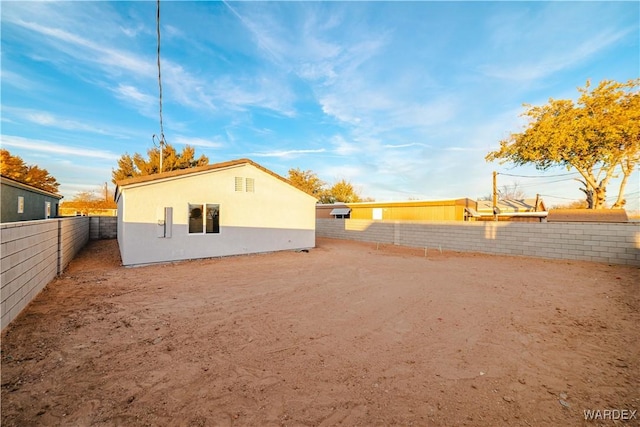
[1,1,638,211]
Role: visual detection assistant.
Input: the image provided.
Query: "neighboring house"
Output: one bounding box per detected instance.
[472,198,547,221]
[0,175,63,223]
[547,208,629,223]
[317,199,476,221]
[59,203,117,217]
[317,198,548,222]
[115,158,317,266]
[316,203,350,219]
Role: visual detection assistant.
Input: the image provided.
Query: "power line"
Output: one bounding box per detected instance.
[537,194,581,201]
[507,177,580,189]
[605,190,640,201]
[498,171,580,178]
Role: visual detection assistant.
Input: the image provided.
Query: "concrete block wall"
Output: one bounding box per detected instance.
[1,217,90,329]
[317,219,640,266]
[89,216,117,240]
[60,217,91,272]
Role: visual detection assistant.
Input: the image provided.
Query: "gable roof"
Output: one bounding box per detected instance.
[115,158,315,200]
[0,175,63,199]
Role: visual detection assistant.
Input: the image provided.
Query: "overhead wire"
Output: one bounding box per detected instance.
[495,167,637,208]
[537,194,582,201]
[604,190,640,201]
[495,170,583,190]
[507,177,582,189]
[497,171,580,178]
[157,0,164,142]
[156,0,165,172]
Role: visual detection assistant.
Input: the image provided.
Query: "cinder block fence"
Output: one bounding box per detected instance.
[317,219,640,266]
[89,216,117,240]
[1,216,116,329]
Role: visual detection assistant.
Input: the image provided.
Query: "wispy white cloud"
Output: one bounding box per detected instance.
[251,148,326,158]
[204,74,296,117]
[1,135,120,160]
[12,19,155,77]
[120,23,147,38]
[480,2,635,83]
[330,135,360,156]
[383,142,431,149]
[0,70,41,92]
[5,7,297,119]
[223,1,290,65]
[3,107,135,139]
[111,84,157,118]
[480,29,633,81]
[172,135,224,149]
[113,84,155,104]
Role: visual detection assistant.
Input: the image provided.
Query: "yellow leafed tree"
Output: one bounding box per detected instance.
[486,79,639,209]
[112,143,209,184]
[287,168,368,203]
[287,168,326,199]
[327,179,362,203]
[0,149,60,193]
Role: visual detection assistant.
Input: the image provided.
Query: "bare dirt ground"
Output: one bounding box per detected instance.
[2,238,639,426]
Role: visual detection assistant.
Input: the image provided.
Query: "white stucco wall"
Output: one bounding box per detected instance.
[117,163,316,266]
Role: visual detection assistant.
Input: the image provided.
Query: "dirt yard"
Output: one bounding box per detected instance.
[1,238,638,426]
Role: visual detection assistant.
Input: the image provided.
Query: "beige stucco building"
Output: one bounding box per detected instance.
[115,159,316,266]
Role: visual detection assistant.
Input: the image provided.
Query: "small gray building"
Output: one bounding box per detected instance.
[1,175,63,223]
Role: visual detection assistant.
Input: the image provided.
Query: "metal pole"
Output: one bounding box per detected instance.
[492,171,498,221]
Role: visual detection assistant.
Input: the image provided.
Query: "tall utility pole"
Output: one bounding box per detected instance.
[156,0,165,174]
[492,171,498,221]
[159,140,164,173]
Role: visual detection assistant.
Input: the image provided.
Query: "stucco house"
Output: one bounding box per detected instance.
[1,175,63,223]
[115,158,317,266]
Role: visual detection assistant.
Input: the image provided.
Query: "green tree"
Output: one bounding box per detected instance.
[486,79,640,209]
[112,143,208,183]
[0,149,60,193]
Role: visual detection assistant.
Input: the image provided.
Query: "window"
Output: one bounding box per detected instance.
[235,177,244,192]
[189,203,220,234]
[372,208,383,220]
[330,208,351,219]
[246,177,255,192]
[205,204,220,233]
[18,196,24,213]
[189,204,203,233]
